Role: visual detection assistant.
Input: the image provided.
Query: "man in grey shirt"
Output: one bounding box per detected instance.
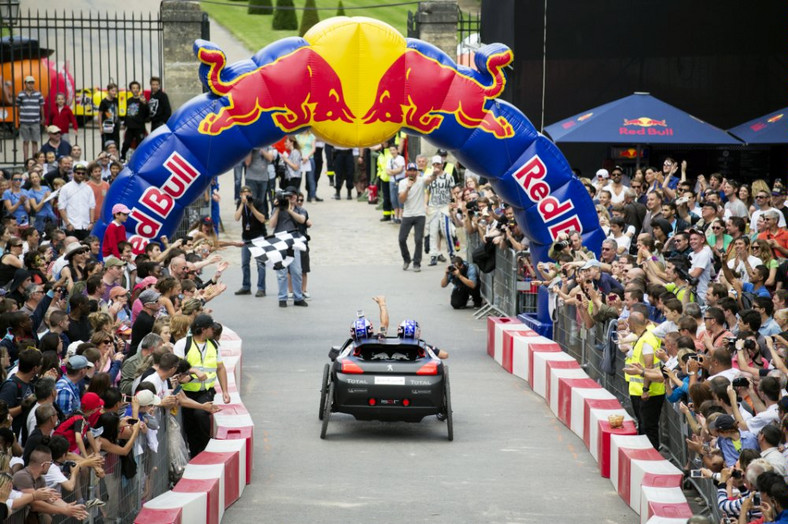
[398,163,427,272]
[245,147,277,216]
[723,179,749,218]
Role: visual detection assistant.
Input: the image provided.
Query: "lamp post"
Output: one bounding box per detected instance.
[0,0,20,164]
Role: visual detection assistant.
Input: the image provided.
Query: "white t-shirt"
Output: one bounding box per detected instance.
[728,256,763,283]
[57,181,95,229]
[388,155,405,181]
[43,463,68,491]
[745,403,779,435]
[611,232,631,252]
[398,176,426,218]
[690,246,714,300]
[141,372,170,398]
[603,183,627,204]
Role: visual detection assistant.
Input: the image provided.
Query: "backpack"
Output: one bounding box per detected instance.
[3,375,35,442]
[739,291,758,311]
[272,151,287,184]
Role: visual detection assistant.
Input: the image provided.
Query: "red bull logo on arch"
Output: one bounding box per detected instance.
[92,17,602,264]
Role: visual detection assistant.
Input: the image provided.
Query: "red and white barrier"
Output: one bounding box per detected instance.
[640,486,693,524]
[137,325,254,524]
[501,329,540,374]
[485,317,693,520]
[486,316,525,365]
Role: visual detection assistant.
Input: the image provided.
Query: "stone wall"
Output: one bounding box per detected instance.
[160,0,205,112]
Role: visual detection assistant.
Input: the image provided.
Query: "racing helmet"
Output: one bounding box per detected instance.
[350,317,374,340]
[397,320,420,339]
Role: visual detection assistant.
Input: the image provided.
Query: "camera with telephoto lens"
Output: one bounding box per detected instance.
[727,336,756,353]
[732,377,750,389]
[554,240,569,251]
[275,190,293,207]
[465,200,478,216]
[447,265,456,273]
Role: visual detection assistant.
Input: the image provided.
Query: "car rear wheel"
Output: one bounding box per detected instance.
[320,381,334,439]
[319,363,330,420]
[444,366,453,441]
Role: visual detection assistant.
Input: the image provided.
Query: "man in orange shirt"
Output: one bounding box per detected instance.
[757,209,788,259]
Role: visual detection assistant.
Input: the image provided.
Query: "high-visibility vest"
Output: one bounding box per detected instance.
[182,336,219,392]
[377,149,391,183]
[625,329,665,396]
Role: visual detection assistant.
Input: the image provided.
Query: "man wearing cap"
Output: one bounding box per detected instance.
[398,162,427,272]
[55,355,93,418]
[709,413,759,467]
[425,155,456,266]
[435,149,457,184]
[16,76,44,159]
[39,125,72,159]
[131,289,161,352]
[174,314,231,457]
[101,203,130,258]
[57,162,95,240]
[100,256,126,303]
[234,185,268,297]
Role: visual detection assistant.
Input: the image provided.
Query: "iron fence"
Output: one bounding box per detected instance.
[6,408,179,524]
[552,304,721,522]
[0,9,208,168]
[457,9,480,68]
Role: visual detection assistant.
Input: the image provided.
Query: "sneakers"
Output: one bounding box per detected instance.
[402,261,410,271]
[288,292,294,299]
[346,194,352,200]
[379,216,391,222]
[85,498,106,510]
[303,291,311,299]
[437,254,447,262]
[255,290,265,297]
[234,288,251,295]
[332,194,341,200]
[315,197,324,202]
[428,257,437,266]
[413,265,421,272]
[436,412,447,422]
[279,301,287,307]
[294,300,309,307]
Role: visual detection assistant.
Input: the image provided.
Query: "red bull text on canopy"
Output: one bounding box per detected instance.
[91,17,603,263]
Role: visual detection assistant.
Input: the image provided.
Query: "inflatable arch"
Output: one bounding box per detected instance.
[92,17,603,263]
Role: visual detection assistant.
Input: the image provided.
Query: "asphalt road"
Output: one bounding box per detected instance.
[205,186,635,524]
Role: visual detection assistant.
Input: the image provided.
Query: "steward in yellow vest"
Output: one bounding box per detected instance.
[176,314,230,457]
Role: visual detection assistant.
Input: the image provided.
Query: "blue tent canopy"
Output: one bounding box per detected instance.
[727,108,788,144]
[544,92,741,145]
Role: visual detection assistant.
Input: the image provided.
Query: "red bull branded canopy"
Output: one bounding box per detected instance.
[544,92,741,145]
[727,108,788,144]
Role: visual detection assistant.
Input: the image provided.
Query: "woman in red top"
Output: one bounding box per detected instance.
[47,93,78,140]
[102,204,130,258]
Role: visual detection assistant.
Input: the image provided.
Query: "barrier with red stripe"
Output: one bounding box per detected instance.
[135,326,254,524]
[485,317,692,520]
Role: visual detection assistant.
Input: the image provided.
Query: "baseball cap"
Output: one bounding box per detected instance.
[200,216,213,226]
[138,289,161,305]
[81,392,104,412]
[109,286,128,300]
[73,161,88,172]
[773,187,786,196]
[285,186,298,194]
[46,125,61,134]
[406,162,418,171]
[596,168,609,179]
[192,313,214,330]
[103,256,125,268]
[710,414,736,432]
[133,276,158,292]
[580,259,601,270]
[431,155,442,165]
[24,75,34,83]
[112,203,130,215]
[437,148,448,156]
[67,355,94,370]
[103,140,116,148]
[135,390,161,407]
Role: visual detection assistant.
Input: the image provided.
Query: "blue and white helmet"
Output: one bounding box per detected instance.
[397,319,420,339]
[350,318,374,340]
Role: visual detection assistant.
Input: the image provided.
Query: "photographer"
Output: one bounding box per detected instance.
[268,186,307,307]
[440,256,481,309]
[233,186,267,298]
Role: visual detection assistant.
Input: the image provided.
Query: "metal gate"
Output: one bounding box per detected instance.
[0,8,207,168]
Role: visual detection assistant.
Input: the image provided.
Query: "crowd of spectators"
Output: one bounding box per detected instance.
[529,160,788,523]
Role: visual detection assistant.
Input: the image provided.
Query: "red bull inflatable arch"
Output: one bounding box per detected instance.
[93,17,603,263]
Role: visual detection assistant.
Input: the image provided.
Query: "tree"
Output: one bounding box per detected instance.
[299,0,320,36]
[248,0,273,15]
[336,0,346,16]
[272,0,298,30]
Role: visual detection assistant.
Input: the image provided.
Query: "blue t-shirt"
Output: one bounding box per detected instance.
[26,186,56,219]
[2,189,29,224]
[741,282,771,298]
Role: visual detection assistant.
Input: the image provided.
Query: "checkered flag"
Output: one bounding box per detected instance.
[249,230,307,270]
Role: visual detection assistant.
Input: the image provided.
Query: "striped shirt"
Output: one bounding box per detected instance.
[16,90,44,124]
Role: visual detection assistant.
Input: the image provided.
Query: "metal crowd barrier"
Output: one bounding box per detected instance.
[7,410,178,524]
[465,231,537,318]
[552,304,722,522]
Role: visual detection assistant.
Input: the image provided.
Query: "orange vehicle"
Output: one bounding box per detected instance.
[0,37,74,127]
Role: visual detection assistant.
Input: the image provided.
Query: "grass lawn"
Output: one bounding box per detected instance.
[200,0,413,53]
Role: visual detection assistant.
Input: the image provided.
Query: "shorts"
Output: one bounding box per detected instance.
[300,248,310,273]
[19,123,40,142]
